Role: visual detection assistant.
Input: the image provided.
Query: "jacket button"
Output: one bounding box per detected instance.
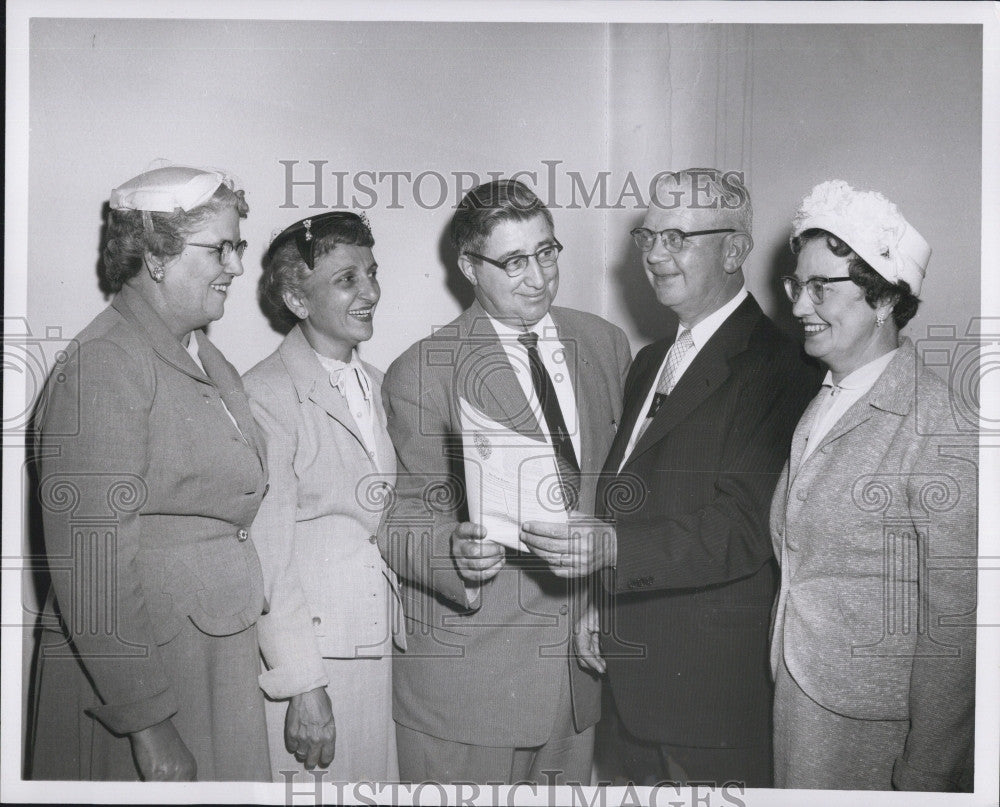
[369,535,378,544]
[312,616,322,627]
[264,483,270,495]
[796,490,807,501]
[237,528,248,542]
[559,604,569,615]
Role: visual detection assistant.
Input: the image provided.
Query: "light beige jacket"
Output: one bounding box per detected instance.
[770,338,977,790]
[244,325,401,700]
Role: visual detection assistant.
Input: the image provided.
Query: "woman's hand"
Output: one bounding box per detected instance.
[285,686,337,770]
[129,718,197,781]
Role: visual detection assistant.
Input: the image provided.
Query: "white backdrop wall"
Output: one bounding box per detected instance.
[29,21,981,372]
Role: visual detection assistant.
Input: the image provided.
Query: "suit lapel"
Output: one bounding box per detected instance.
[279,325,366,450]
[457,303,545,441]
[193,330,264,457]
[112,285,210,384]
[622,295,762,469]
[601,344,667,475]
[788,389,826,482]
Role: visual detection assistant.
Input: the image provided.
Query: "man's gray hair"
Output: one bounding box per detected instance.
[651,168,753,235]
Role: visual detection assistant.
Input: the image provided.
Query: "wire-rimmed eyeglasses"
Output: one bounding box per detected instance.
[781,275,855,305]
[465,241,563,278]
[630,227,736,253]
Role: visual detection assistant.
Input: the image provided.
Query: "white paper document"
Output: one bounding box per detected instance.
[459,396,568,552]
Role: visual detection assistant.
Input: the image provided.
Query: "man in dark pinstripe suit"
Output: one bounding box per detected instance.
[528,169,819,786]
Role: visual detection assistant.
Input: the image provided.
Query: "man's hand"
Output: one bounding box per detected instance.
[285,686,337,770]
[129,717,197,781]
[573,598,606,674]
[519,513,617,578]
[452,521,506,583]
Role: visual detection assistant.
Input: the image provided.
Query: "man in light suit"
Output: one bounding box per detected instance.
[380,179,631,784]
[523,169,820,786]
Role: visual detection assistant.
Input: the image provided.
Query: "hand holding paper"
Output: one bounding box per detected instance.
[451,521,506,584]
[459,397,568,552]
[519,513,617,578]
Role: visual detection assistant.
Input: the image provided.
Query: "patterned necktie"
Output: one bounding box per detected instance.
[518,331,581,511]
[634,328,695,442]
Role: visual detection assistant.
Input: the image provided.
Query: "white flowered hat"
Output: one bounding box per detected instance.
[790,180,930,295]
[110,165,239,213]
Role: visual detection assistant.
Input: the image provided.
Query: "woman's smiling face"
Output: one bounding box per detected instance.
[792,237,883,379]
[294,243,380,361]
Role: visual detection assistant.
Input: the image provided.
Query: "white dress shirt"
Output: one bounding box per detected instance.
[802,348,899,461]
[618,286,749,471]
[314,348,381,469]
[488,312,581,461]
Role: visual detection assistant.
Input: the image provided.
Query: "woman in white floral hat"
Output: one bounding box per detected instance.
[768,181,976,791]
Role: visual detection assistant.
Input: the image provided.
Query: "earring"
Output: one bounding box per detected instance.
[876,311,887,328]
[149,265,165,283]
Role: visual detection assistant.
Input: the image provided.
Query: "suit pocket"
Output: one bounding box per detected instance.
[137,540,265,640]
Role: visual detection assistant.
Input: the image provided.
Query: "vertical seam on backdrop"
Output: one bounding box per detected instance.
[600,22,611,321]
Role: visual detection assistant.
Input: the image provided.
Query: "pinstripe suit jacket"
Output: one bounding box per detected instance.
[599,294,820,747]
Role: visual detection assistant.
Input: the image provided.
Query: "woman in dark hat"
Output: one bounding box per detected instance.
[245,212,401,781]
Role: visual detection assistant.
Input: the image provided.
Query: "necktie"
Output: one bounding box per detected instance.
[634,328,695,443]
[517,331,581,510]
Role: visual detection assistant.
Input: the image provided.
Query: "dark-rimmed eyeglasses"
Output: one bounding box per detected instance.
[466,241,563,278]
[781,275,855,305]
[630,227,736,253]
[187,239,248,266]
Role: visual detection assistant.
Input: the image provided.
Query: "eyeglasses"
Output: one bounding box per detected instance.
[630,227,737,253]
[465,241,563,278]
[187,239,248,266]
[781,275,855,305]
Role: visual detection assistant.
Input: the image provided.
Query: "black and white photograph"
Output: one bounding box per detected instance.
[4,1,997,805]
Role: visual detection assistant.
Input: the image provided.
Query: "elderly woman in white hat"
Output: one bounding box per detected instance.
[769,181,976,791]
[29,166,271,780]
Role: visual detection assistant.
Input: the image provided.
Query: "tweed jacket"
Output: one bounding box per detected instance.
[380,300,631,747]
[243,325,401,700]
[598,294,821,746]
[769,337,977,790]
[36,283,268,735]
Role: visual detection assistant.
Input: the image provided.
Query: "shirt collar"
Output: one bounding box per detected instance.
[822,348,899,391]
[314,348,368,395]
[682,285,748,349]
[488,311,559,342]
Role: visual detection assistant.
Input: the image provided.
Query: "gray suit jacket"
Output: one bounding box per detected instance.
[380,300,630,746]
[770,338,977,791]
[36,283,268,735]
